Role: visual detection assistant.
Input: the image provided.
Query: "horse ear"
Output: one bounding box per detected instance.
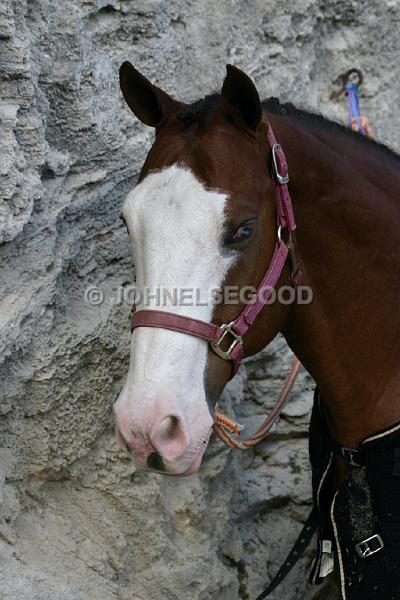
[221,64,262,130]
[119,62,178,127]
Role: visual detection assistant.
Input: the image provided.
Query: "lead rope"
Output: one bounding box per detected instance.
[213,357,302,448]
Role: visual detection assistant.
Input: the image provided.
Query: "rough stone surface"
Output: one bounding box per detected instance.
[0,1,399,599]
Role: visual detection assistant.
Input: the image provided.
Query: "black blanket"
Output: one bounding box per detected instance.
[309,389,400,600]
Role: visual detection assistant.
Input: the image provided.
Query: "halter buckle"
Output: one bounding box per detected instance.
[355,534,384,559]
[211,322,243,361]
[272,143,289,185]
[341,446,363,467]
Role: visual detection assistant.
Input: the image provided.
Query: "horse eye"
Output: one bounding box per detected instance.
[224,220,256,246]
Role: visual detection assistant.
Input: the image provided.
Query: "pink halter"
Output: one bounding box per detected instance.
[130,125,301,376]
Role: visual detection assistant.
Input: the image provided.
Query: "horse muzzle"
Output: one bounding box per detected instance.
[115,403,213,476]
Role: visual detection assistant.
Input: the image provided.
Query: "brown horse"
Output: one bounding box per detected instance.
[113,62,400,599]
[114,62,400,481]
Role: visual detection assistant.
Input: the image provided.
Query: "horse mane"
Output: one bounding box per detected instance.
[175,93,399,164]
[262,97,400,164]
[177,94,220,126]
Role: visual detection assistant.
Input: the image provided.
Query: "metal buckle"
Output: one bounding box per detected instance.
[277,225,293,244]
[341,447,362,467]
[355,534,384,559]
[211,322,243,361]
[272,143,289,185]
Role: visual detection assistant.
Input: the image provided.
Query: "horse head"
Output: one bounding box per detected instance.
[114,64,294,475]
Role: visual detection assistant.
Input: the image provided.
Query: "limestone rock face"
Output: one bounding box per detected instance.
[0,1,398,599]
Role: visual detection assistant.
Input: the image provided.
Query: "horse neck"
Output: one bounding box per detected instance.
[268,113,400,446]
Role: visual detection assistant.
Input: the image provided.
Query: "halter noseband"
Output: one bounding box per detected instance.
[130,125,301,376]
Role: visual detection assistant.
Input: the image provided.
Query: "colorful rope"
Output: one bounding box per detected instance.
[346,82,373,138]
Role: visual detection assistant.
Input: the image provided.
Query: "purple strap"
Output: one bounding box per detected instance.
[232,240,289,336]
[346,82,366,136]
[268,127,296,232]
[131,308,223,343]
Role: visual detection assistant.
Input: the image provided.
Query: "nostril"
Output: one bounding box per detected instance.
[150,414,190,462]
[159,415,179,440]
[147,451,165,471]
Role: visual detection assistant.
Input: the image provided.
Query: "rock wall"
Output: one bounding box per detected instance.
[0,1,399,599]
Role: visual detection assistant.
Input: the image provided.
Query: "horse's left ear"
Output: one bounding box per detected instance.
[221,64,262,130]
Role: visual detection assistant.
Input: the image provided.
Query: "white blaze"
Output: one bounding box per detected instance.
[115,165,236,469]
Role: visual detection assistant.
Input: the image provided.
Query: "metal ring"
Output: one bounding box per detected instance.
[342,68,363,87]
[277,226,293,246]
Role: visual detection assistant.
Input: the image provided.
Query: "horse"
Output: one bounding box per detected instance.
[114,63,400,598]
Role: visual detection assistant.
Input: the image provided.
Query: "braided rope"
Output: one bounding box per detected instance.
[213,358,302,449]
